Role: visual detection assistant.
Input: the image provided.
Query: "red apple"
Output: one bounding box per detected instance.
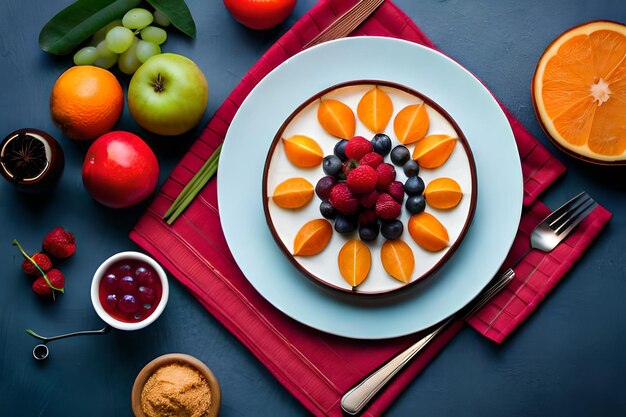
[82,131,159,208]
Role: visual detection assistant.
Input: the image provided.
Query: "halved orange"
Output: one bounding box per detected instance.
[532,20,626,164]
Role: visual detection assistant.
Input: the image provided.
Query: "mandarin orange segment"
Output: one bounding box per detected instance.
[380,239,414,284]
[317,99,356,139]
[393,103,429,144]
[533,21,626,163]
[338,239,371,289]
[424,177,463,210]
[282,135,323,168]
[412,134,457,168]
[272,177,314,209]
[408,212,449,252]
[293,219,333,256]
[357,86,393,133]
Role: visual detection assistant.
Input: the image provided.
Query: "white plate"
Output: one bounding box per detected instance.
[263,81,477,295]
[218,37,522,339]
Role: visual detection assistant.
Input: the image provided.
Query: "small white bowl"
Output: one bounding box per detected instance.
[91,251,169,331]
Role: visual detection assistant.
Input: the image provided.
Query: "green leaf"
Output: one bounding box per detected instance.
[147,0,196,39]
[39,0,142,55]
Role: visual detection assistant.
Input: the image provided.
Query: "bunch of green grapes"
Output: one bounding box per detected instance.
[72,8,170,74]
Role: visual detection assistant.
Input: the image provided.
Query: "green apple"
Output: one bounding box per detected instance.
[128,53,208,136]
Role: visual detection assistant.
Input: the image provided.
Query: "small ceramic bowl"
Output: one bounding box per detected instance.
[90,251,169,331]
[131,353,221,417]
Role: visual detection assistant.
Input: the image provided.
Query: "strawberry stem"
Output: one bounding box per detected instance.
[12,239,64,296]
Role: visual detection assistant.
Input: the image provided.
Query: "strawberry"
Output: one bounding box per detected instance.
[376,163,396,191]
[358,152,383,169]
[358,190,379,208]
[387,181,405,204]
[347,165,377,194]
[345,136,373,160]
[358,209,378,226]
[329,183,359,215]
[375,193,401,220]
[32,269,64,297]
[42,227,76,259]
[22,253,53,277]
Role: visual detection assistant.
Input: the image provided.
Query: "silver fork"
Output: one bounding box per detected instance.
[341,191,598,415]
[530,191,597,253]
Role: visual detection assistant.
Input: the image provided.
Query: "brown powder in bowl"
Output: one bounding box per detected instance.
[141,362,212,417]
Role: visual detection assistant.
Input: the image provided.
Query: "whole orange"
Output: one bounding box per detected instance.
[50,66,124,141]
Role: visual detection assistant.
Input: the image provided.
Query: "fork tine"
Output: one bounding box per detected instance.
[549,192,591,231]
[540,191,588,226]
[554,198,598,236]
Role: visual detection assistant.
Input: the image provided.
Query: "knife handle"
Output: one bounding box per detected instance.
[340,317,453,415]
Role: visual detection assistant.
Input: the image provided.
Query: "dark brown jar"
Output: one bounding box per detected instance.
[0,128,64,193]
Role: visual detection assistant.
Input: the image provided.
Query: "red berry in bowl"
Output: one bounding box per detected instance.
[135,266,156,287]
[118,294,139,314]
[138,286,156,305]
[119,276,137,294]
[102,273,119,292]
[105,293,119,310]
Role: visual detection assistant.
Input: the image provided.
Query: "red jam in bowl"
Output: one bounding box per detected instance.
[98,259,163,323]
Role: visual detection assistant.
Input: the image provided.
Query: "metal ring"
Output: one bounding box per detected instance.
[33,344,49,361]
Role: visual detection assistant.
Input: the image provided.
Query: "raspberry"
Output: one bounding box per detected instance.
[376,163,396,191]
[347,165,377,194]
[329,183,359,215]
[42,227,76,259]
[358,190,379,208]
[358,209,378,226]
[387,181,405,204]
[22,253,53,276]
[358,152,383,169]
[375,193,401,220]
[32,269,65,297]
[345,136,373,160]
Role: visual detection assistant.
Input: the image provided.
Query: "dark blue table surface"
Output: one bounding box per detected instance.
[1,1,625,416]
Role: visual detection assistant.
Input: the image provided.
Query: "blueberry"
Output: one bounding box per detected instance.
[390,145,410,166]
[334,214,357,234]
[403,159,420,177]
[404,176,425,196]
[359,223,379,241]
[315,176,337,200]
[323,155,343,176]
[319,200,337,219]
[380,219,404,240]
[334,139,349,161]
[406,195,426,214]
[371,134,392,156]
